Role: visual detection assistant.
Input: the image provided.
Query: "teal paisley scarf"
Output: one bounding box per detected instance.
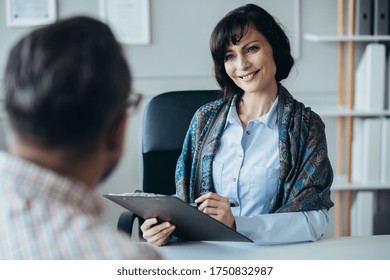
[175,84,334,213]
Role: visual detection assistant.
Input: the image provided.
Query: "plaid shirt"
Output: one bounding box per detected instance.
[0,152,160,260]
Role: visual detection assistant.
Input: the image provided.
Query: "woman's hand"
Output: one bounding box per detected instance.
[195,192,236,228]
[140,218,175,246]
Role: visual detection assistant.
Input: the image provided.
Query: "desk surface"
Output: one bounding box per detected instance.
[156,235,390,260]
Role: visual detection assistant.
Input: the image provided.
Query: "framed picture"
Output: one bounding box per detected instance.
[99,0,151,45]
[6,0,57,27]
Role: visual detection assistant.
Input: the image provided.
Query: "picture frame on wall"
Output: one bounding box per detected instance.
[6,0,57,27]
[99,0,151,45]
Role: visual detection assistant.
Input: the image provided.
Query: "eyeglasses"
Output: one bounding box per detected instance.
[126,92,143,114]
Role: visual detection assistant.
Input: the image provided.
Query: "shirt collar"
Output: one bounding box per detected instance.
[226,94,279,129]
[226,95,241,126]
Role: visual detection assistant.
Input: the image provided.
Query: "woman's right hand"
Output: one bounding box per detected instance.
[140,218,176,246]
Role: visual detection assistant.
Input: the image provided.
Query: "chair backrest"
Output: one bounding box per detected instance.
[142,90,221,195]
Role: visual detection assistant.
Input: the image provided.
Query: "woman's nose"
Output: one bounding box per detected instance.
[236,54,250,70]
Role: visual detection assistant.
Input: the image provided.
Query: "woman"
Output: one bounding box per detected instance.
[141,3,334,246]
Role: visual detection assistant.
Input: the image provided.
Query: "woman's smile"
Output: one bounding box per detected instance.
[238,69,260,81]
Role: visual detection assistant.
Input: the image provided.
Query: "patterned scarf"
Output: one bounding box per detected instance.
[175,84,334,213]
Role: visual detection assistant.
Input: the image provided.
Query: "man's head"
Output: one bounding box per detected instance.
[4,16,132,185]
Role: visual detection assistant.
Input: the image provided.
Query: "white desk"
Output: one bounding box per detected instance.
[156,235,390,260]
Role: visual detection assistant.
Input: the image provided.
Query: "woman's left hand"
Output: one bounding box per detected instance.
[195,192,235,229]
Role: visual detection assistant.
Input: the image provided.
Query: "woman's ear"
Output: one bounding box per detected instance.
[105,112,128,154]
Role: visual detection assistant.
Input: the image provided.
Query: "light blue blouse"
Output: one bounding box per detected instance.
[212,96,329,243]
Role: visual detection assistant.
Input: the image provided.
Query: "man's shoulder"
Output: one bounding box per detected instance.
[0,190,160,259]
[45,218,161,259]
[51,204,160,259]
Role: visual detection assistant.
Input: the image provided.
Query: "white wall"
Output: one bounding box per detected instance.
[0,0,344,234]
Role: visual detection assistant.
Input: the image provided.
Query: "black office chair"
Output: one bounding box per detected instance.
[117,90,221,236]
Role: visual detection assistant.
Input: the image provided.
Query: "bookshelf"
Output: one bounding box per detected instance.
[306,37,390,191]
[314,107,390,192]
[304,33,390,42]
[304,0,390,237]
[333,175,390,191]
[314,107,390,117]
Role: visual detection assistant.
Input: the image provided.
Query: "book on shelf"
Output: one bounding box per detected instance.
[373,0,389,35]
[354,43,386,112]
[350,118,382,238]
[355,0,390,35]
[387,50,390,110]
[352,119,364,183]
[351,191,375,236]
[355,0,373,35]
[382,118,390,184]
[352,118,382,184]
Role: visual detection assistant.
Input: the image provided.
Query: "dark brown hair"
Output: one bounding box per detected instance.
[5,16,131,151]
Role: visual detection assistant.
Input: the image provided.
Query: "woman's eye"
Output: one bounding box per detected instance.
[247,46,258,52]
[224,54,234,61]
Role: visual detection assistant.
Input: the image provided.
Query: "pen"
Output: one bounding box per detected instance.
[189,200,239,208]
[229,199,239,207]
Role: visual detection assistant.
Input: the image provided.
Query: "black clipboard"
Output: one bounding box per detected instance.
[104,193,252,242]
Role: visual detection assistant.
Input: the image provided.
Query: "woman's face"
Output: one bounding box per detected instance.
[223,25,277,94]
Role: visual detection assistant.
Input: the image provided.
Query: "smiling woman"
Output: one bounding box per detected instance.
[223,26,277,99]
[141,3,334,247]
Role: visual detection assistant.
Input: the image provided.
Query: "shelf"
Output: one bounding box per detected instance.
[304,33,390,42]
[314,106,390,117]
[332,175,390,191]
